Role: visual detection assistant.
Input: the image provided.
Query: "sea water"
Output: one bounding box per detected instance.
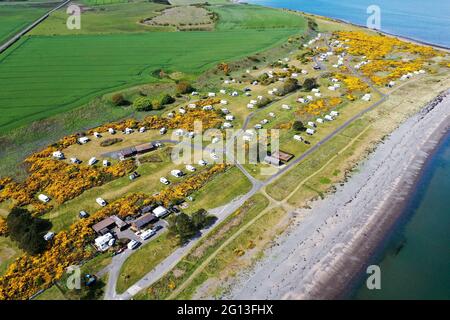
[353,132,450,299]
[246,0,450,48]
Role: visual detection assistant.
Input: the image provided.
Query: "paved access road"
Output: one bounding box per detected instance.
[0,0,71,54]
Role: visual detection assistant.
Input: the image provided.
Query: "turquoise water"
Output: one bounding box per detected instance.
[352,132,450,300]
[246,0,450,48]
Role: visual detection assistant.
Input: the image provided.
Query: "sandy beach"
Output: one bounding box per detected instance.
[224,90,450,300]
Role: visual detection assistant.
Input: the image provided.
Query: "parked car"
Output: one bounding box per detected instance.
[79,211,89,219]
[38,194,50,203]
[88,157,97,166]
[160,177,170,185]
[127,240,140,250]
[198,160,208,166]
[96,197,107,207]
[152,225,163,233]
[129,171,140,180]
[70,157,82,164]
[186,165,196,172]
[171,170,183,177]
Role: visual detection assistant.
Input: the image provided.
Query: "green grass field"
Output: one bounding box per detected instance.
[0,28,299,134]
[116,232,178,294]
[0,236,22,276]
[30,2,172,36]
[0,4,51,45]
[184,167,252,214]
[211,4,306,30]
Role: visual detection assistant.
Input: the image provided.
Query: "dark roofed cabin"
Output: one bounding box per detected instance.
[110,215,129,231]
[131,213,157,231]
[92,217,116,235]
[135,143,155,155]
[119,147,137,159]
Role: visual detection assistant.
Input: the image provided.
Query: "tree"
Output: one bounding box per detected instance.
[191,209,216,229]
[303,78,318,91]
[133,96,152,111]
[168,210,216,244]
[293,120,306,132]
[160,94,175,105]
[176,81,194,95]
[111,93,127,106]
[277,78,299,96]
[168,213,197,244]
[256,96,271,108]
[6,207,52,255]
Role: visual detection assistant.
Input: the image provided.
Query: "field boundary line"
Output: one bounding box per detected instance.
[0,0,70,54]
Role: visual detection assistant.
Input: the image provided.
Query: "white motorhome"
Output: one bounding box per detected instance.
[38,194,50,203]
[153,206,168,218]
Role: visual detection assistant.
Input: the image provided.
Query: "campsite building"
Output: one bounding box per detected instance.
[92,217,116,235]
[135,143,155,155]
[131,213,157,231]
[271,150,294,163]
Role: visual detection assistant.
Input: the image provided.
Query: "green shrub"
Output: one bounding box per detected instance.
[111,93,127,106]
[176,81,194,94]
[303,78,318,91]
[133,96,153,111]
[293,120,306,132]
[152,99,163,110]
[7,207,52,255]
[160,94,175,105]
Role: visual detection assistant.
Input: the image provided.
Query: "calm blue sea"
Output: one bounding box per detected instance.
[353,132,450,300]
[246,0,450,48]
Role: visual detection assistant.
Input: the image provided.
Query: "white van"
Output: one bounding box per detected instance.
[140,229,156,241]
[171,170,183,177]
[127,240,140,250]
[186,165,196,172]
[38,194,50,203]
[96,197,107,207]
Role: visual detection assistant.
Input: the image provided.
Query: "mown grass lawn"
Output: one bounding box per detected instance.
[0,28,299,134]
[116,232,178,294]
[184,166,253,214]
[0,236,22,276]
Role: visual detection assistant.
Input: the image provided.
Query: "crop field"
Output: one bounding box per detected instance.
[30,2,171,36]
[211,4,306,30]
[0,28,299,133]
[0,4,51,45]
